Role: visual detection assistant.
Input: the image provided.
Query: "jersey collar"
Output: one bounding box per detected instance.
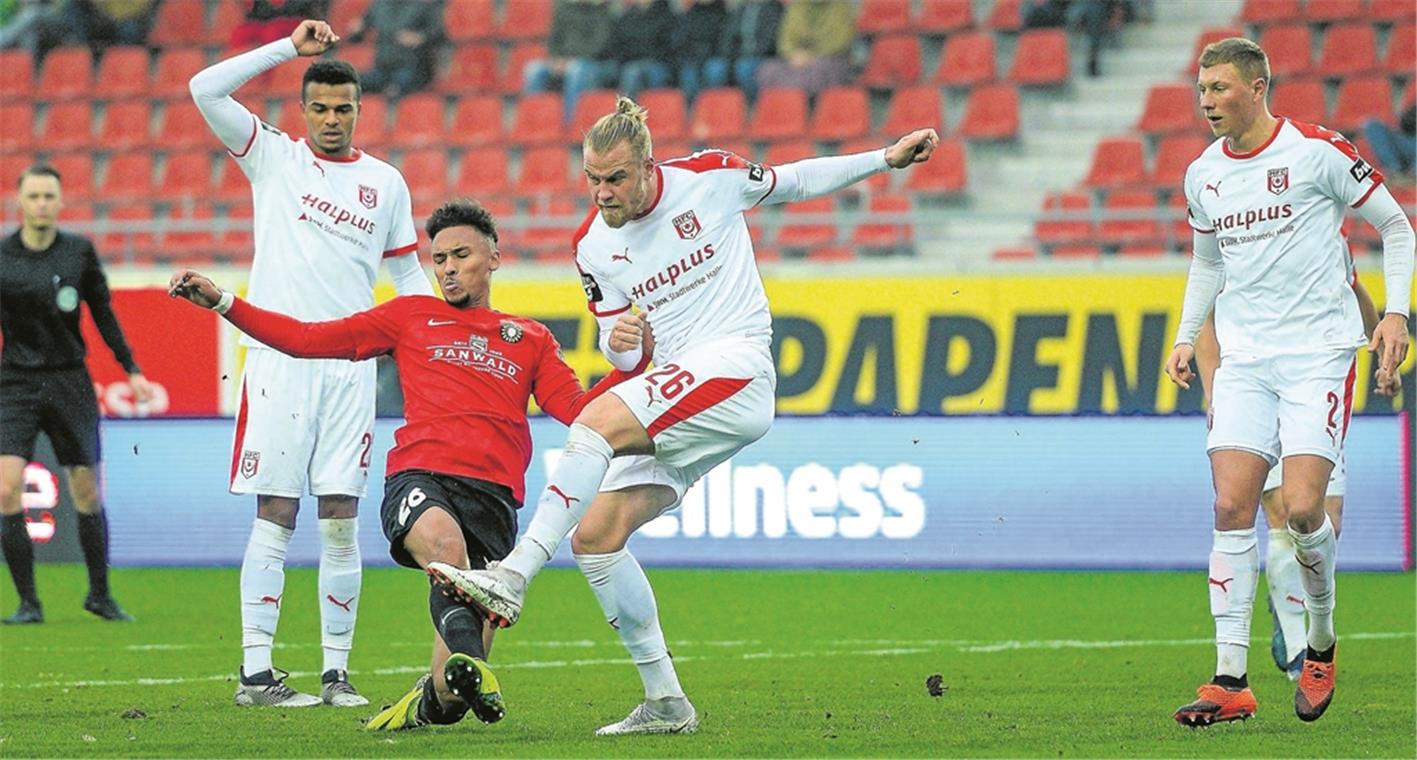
[1222,117,1285,160]
[302,139,363,163]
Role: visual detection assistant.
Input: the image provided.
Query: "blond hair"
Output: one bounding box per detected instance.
[1199,37,1271,89]
[583,95,653,161]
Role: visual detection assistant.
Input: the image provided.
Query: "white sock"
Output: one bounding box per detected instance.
[1290,514,1338,652]
[1266,527,1307,662]
[576,549,684,701]
[318,517,360,673]
[1209,528,1258,679]
[240,518,293,675]
[500,424,614,581]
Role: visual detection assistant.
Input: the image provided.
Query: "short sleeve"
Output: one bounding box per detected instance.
[231,119,290,184]
[576,259,632,317]
[1314,129,1385,208]
[1182,162,1215,234]
[661,149,776,212]
[383,174,419,258]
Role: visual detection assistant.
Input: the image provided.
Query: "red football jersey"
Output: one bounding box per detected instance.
[224,294,642,502]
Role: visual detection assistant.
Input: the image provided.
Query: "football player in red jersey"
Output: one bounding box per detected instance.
[169,200,650,731]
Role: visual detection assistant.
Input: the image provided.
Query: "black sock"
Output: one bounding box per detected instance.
[429,586,487,660]
[1211,673,1248,690]
[76,510,110,599]
[416,670,470,725]
[1307,644,1336,663]
[1,513,39,605]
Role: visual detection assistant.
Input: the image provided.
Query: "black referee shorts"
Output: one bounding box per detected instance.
[0,367,101,466]
[380,469,519,571]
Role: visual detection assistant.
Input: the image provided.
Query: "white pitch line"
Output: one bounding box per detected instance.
[2,632,1410,691]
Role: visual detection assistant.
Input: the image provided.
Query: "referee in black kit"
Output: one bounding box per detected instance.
[0,164,151,624]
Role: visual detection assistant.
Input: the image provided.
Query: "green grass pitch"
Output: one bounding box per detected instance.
[1,565,1412,757]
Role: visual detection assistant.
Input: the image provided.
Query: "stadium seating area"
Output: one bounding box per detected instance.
[0,0,1412,268]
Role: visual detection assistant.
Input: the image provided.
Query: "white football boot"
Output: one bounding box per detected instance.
[234,667,322,707]
[595,697,699,736]
[426,561,526,628]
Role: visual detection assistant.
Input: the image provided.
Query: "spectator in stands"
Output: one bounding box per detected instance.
[1067,0,1132,77]
[347,0,444,98]
[611,0,675,99]
[0,0,56,52]
[673,0,729,102]
[707,0,783,102]
[754,0,854,98]
[523,0,616,119]
[1362,105,1416,182]
[229,0,328,53]
[1021,0,1069,28]
[31,0,156,63]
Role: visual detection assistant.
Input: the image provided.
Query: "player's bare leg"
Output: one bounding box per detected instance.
[574,485,697,736]
[66,465,132,622]
[235,495,320,707]
[315,494,366,706]
[1175,449,1264,727]
[0,455,42,624]
[1282,455,1340,721]
[432,394,652,627]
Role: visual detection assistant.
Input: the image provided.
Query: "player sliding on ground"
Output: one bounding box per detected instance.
[426,96,939,736]
[169,200,649,731]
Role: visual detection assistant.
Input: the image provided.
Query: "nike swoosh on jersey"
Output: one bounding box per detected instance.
[427,319,455,326]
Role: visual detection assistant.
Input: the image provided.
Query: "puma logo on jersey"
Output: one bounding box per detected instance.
[1204,181,1223,196]
[312,160,325,177]
[611,249,632,263]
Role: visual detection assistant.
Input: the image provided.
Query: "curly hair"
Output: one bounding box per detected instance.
[302,59,361,101]
[425,198,499,244]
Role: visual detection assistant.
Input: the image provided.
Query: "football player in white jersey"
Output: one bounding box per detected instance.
[190,19,434,708]
[1194,275,1397,684]
[1164,38,1414,727]
[426,96,938,735]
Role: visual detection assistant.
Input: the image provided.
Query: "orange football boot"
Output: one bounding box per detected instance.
[1295,650,1336,722]
[1173,682,1258,727]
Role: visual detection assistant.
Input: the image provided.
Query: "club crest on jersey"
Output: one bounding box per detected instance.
[240,450,260,479]
[1266,167,1289,196]
[358,184,378,209]
[499,320,524,343]
[672,209,702,240]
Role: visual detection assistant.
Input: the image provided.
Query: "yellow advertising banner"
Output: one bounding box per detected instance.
[380,272,1412,416]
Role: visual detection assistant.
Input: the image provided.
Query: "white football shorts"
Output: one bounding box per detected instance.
[230,348,376,498]
[1262,452,1346,497]
[1208,348,1357,468]
[600,337,776,509]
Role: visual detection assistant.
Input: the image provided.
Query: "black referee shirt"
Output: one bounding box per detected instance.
[0,229,141,374]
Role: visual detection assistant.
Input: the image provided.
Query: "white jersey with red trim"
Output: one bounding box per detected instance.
[1184,118,1383,357]
[574,150,777,362]
[233,124,419,348]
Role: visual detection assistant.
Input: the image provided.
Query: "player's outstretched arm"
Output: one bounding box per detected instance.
[884,129,940,168]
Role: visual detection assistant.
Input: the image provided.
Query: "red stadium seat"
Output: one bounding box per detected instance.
[1303,0,1364,22]
[809,87,870,141]
[206,0,242,47]
[776,197,838,250]
[155,101,218,152]
[856,0,911,35]
[495,0,552,40]
[1137,83,1200,136]
[37,48,93,101]
[957,83,1019,140]
[1008,30,1069,86]
[636,89,687,143]
[1098,190,1163,245]
[335,42,375,73]
[217,202,255,260]
[654,141,692,161]
[99,153,156,201]
[1188,27,1245,69]
[507,92,564,146]
[917,0,975,34]
[992,246,1037,261]
[690,88,747,141]
[157,151,214,200]
[38,101,95,151]
[399,148,451,202]
[932,31,996,87]
[514,145,573,197]
[567,89,619,143]
[500,43,547,93]
[1371,0,1417,21]
[448,94,504,147]
[839,138,892,192]
[1270,78,1327,124]
[439,44,499,93]
[0,103,35,155]
[1050,243,1102,259]
[355,95,390,151]
[882,86,945,137]
[1239,0,1300,25]
[903,138,967,194]
[1167,192,1192,245]
[163,202,217,252]
[805,246,855,262]
[1317,23,1378,77]
[748,88,808,142]
[1149,136,1210,190]
[987,0,1022,31]
[1118,243,1169,258]
[1034,191,1094,245]
[860,34,923,88]
[47,154,94,199]
[149,0,207,48]
[1083,137,1148,189]
[852,194,913,250]
[518,196,579,257]
[454,147,510,197]
[329,0,374,33]
[98,100,152,151]
[445,0,496,42]
[1258,24,1313,79]
[390,94,447,148]
[1384,23,1414,75]
[152,49,209,100]
[0,50,33,100]
[98,203,157,256]
[1330,75,1393,132]
[763,140,815,166]
[96,46,151,100]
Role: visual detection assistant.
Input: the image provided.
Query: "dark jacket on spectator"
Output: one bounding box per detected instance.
[610,0,675,64]
[719,0,782,60]
[673,0,729,65]
[546,0,614,60]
